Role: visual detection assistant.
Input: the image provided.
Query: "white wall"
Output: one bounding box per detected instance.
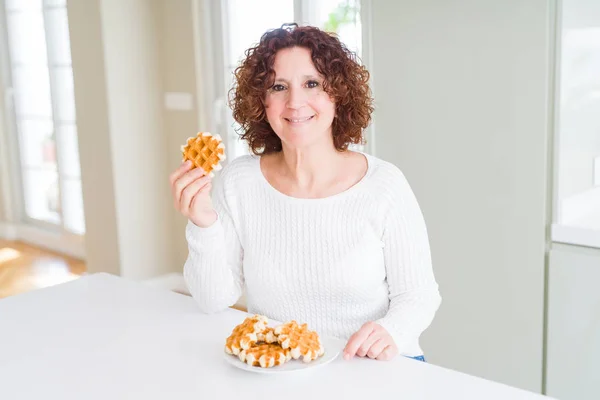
[99,0,173,280]
[68,0,121,275]
[369,0,551,393]
[161,0,203,272]
[546,243,600,400]
[67,0,199,279]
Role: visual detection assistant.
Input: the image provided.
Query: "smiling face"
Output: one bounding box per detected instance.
[264,46,336,151]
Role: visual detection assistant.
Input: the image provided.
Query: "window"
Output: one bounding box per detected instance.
[221,0,295,159]
[552,0,600,248]
[1,0,85,235]
[212,0,365,160]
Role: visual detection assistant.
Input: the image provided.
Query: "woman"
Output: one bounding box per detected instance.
[169,24,441,362]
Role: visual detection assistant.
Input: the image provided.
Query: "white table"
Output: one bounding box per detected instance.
[0,273,553,399]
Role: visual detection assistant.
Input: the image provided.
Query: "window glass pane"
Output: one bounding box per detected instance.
[62,178,85,235]
[56,124,81,178]
[5,0,42,12]
[53,66,76,122]
[313,0,364,152]
[12,66,53,118]
[223,0,294,160]
[226,0,294,67]
[224,66,248,158]
[43,0,66,7]
[556,1,600,234]
[17,119,56,169]
[23,168,61,224]
[45,7,72,65]
[5,7,48,65]
[4,0,83,235]
[314,0,361,56]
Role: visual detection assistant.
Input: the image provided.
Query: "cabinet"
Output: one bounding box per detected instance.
[547,244,600,400]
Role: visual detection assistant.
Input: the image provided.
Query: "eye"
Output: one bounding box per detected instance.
[306,80,320,88]
[271,84,286,92]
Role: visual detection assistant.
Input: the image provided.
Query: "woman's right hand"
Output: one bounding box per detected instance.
[169,160,217,228]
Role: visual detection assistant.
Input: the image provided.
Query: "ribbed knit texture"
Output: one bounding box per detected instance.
[184,154,441,356]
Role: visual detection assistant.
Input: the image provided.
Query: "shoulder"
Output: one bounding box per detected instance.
[219,154,259,183]
[213,154,260,195]
[363,154,419,207]
[365,154,411,190]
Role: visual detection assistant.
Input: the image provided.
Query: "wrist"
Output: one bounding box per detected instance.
[191,210,218,228]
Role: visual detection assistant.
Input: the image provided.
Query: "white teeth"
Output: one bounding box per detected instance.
[287,116,312,123]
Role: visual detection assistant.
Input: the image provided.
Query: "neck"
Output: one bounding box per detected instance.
[278,140,345,191]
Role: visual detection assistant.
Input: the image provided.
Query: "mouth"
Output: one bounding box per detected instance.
[284,115,315,123]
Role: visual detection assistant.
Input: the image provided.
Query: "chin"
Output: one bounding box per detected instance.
[283,136,329,151]
[277,125,333,149]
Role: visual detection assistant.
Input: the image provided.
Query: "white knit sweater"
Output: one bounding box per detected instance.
[184,153,441,356]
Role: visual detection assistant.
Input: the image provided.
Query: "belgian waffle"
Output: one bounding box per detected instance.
[274,320,325,362]
[224,314,268,355]
[238,343,292,368]
[180,132,226,177]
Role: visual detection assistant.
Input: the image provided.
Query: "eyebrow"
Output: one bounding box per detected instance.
[273,75,321,83]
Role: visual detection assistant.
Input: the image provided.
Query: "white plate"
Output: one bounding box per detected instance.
[223,336,346,374]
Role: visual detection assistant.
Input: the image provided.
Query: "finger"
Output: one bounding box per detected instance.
[189,182,213,212]
[180,176,212,213]
[356,331,381,357]
[343,322,376,360]
[366,337,388,359]
[173,167,207,206]
[375,345,396,361]
[169,160,193,185]
[172,165,205,204]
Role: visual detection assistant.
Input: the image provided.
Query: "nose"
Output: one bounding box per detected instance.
[286,86,307,109]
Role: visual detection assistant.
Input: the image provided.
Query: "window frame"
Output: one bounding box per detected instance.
[0,0,85,258]
[0,0,84,235]
[550,0,600,249]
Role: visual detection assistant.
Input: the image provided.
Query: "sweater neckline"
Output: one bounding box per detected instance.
[254,152,373,203]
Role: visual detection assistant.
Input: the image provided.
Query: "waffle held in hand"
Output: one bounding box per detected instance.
[180,132,226,177]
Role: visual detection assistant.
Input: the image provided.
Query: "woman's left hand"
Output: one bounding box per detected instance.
[343,322,398,361]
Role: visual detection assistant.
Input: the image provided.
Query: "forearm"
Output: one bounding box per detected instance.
[183,219,243,313]
[376,285,441,353]
[377,165,442,354]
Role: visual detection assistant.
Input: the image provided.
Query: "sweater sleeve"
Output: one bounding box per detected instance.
[183,168,244,313]
[374,167,442,356]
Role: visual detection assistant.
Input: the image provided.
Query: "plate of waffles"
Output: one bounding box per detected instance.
[223,315,345,374]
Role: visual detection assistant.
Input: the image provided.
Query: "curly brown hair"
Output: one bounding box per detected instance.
[228,23,374,155]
